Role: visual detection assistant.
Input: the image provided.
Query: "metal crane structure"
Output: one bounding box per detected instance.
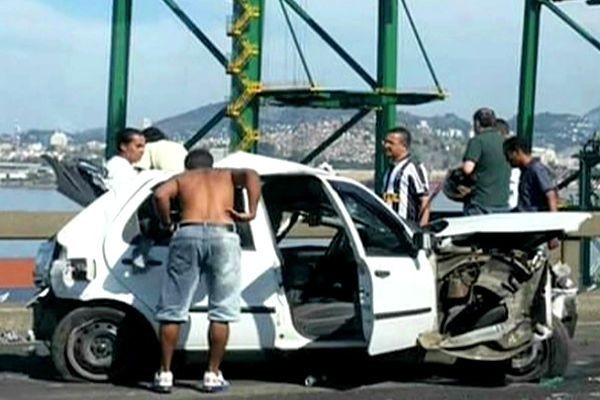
[517,0,600,149]
[516,0,600,287]
[104,0,446,192]
[104,0,599,285]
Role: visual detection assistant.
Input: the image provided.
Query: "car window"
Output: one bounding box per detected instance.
[122,192,255,250]
[262,175,346,248]
[330,180,413,256]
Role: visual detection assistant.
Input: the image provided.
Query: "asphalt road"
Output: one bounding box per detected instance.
[1,324,600,400]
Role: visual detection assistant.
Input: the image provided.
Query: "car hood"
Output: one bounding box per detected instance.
[433,212,592,237]
[430,212,592,250]
[216,151,328,176]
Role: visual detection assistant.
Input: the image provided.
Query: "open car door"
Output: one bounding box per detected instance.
[326,178,436,356]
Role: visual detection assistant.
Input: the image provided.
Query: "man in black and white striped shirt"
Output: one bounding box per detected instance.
[381,127,430,226]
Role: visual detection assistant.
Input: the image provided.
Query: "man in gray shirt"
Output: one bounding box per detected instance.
[503,137,558,212]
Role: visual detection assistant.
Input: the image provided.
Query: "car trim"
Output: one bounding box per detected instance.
[374,307,432,321]
[189,306,276,314]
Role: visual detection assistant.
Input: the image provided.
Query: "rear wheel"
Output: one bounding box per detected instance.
[51,306,159,382]
[506,318,571,382]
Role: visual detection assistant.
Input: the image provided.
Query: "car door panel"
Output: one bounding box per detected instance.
[324,178,436,356]
[103,186,281,351]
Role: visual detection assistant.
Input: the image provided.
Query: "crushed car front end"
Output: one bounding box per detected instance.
[419,212,590,381]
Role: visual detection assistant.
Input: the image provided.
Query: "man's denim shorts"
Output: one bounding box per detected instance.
[156,224,242,323]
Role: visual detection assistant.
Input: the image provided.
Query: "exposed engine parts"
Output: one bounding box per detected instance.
[430,249,551,356]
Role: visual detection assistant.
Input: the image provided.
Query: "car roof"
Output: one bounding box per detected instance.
[216,151,329,176]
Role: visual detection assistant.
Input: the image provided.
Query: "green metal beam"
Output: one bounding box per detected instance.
[375,0,399,194]
[579,155,593,286]
[184,106,227,150]
[399,0,442,92]
[105,0,132,159]
[516,0,542,151]
[301,109,371,164]
[228,0,265,152]
[281,0,377,88]
[540,0,600,52]
[278,0,315,87]
[261,88,444,109]
[161,0,228,69]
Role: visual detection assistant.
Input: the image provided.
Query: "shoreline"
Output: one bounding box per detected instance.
[0,182,57,190]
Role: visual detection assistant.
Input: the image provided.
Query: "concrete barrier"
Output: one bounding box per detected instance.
[0,211,75,240]
[0,305,32,335]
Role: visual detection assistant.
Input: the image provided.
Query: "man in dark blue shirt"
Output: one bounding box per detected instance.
[503,137,558,212]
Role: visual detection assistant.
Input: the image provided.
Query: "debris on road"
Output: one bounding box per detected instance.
[540,376,564,389]
[0,329,32,344]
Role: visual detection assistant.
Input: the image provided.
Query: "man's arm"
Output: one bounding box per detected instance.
[546,190,558,212]
[229,169,262,222]
[413,164,431,226]
[153,178,179,228]
[536,163,558,212]
[419,196,430,226]
[462,138,481,176]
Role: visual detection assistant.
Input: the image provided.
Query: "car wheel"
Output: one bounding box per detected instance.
[51,307,125,382]
[506,318,571,383]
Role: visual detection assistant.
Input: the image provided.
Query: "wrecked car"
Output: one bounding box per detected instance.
[30,152,587,383]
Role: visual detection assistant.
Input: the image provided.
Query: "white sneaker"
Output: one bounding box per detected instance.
[202,371,230,393]
[153,370,173,393]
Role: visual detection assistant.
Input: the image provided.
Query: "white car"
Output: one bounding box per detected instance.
[31,152,586,383]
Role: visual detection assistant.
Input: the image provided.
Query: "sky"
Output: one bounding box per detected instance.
[0,0,599,133]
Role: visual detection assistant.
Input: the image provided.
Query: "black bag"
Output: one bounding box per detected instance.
[443,167,475,202]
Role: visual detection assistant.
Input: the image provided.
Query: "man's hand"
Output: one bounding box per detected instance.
[227,208,256,222]
[463,160,476,176]
[548,237,560,250]
[159,221,175,233]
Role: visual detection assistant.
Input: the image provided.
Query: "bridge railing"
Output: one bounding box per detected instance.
[0,211,599,294]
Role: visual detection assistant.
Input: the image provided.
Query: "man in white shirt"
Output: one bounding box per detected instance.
[136,127,187,173]
[105,128,146,191]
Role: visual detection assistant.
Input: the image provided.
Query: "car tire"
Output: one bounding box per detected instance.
[506,317,571,383]
[51,306,159,383]
[109,312,160,383]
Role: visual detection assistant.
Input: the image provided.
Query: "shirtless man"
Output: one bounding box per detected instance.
[151,149,261,393]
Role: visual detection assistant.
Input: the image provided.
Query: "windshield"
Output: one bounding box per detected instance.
[329,180,413,256]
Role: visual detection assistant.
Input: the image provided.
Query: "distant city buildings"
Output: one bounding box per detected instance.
[49,130,68,150]
[0,110,597,188]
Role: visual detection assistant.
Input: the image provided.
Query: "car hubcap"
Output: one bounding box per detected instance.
[510,340,547,374]
[67,320,118,380]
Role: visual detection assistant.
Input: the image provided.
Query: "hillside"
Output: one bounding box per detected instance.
[12,103,600,170]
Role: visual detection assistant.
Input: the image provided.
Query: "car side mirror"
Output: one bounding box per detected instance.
[413,232,432,253]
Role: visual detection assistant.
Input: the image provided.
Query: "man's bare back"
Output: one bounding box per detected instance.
[177,169,236,224]
[154,167,261,228]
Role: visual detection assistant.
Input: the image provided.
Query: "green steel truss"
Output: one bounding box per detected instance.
[105,0,445,190]
[517,0,600,150]
[517,0,600,287]
[105,0,132,158]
